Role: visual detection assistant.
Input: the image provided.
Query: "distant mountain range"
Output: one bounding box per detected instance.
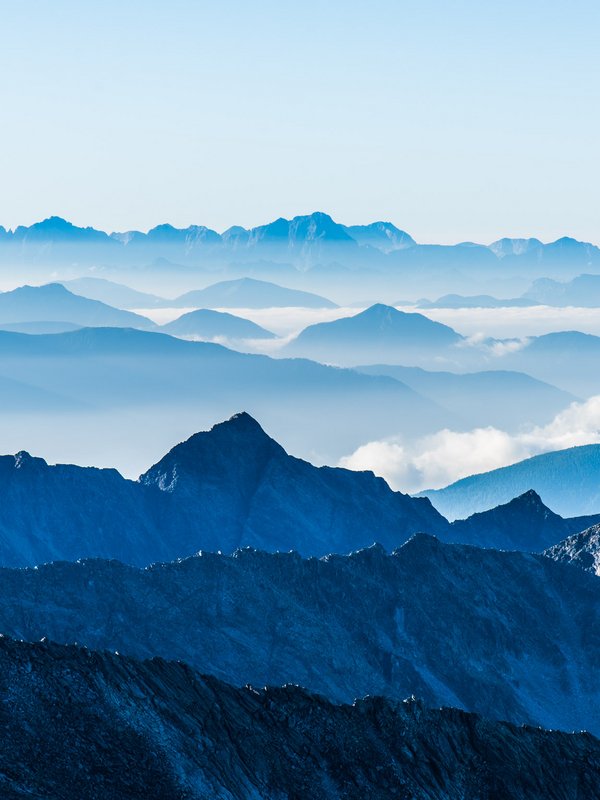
[1,535,600,735]
[4,637,596,800]
[60,276,338,310]
[524,274,600,306]
[2,214,599,285]
[415,293,538,309]
[421,443,600,519]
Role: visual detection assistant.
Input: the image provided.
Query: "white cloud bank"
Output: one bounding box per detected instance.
[339,395,600,493]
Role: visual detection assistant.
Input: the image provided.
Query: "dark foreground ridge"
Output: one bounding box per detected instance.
[2,535,600,735]
[1,636,598,800]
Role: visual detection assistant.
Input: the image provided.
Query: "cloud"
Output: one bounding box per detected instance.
[339,395,600,494]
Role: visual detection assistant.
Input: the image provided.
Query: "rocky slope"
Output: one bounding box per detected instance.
[1,637,598,800]
[546,523,600,575]
[2,535,600,734]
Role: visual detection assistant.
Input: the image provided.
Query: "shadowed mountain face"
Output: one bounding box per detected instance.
[0,413,447,567]
[285,304,463,365]
[0,283,155,329]
[448,490,600,551]
[421,444,600,520]
[3,638,598,800]
[161,308,275,339]
[172,277,337,309]
[546,524,600,576]
[1,536,600,735]
[139,412,448,555]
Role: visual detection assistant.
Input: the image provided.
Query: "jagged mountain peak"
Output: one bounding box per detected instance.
[13,450,47,470]
[138,412,283,493]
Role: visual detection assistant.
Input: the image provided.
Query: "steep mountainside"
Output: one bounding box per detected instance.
[139,412,448,555]
[2,536,600,734]
[3,638,598,800]
[421,443,600,519]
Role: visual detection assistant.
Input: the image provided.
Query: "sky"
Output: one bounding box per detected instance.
[1,0,599,243]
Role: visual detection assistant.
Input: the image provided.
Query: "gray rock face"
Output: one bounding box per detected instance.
[546,523,600,575]
[2,637,599,800]
[2,536,600,734]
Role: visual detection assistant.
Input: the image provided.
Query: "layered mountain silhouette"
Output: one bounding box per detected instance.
[61,276,167,309]
[2,536,600,735]
[285,304,463,365]
[422,443,600,519]
[172,277,337,309]
[3,637,597,800]
[497,330,600,396]
[0,326,458,467]
[415,293,537,309]
[355,365,576,430]
[0,283,155,329]
[161,308,275,340]
[524,274,600,307]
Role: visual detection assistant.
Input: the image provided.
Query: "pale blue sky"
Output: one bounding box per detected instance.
[1,0,599,242]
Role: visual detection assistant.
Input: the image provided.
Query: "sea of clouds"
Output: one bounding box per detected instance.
[339,395,600,494]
